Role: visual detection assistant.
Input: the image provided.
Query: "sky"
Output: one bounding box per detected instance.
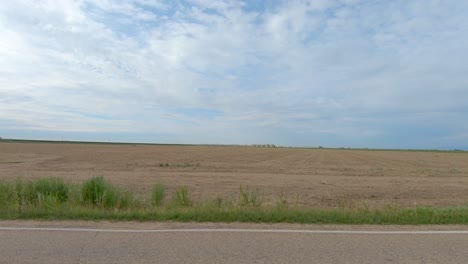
[0,0,467,149]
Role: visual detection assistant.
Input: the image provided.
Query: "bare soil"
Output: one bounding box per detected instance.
[0,142,467,208]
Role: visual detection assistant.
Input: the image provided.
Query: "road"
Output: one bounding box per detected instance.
[0,221,467,264]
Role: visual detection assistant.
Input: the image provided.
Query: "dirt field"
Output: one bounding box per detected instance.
[0,142,467,208]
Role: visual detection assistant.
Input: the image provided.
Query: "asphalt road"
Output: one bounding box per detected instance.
[0,222,467,264]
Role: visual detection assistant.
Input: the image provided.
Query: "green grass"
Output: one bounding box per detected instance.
[0,182,16,209]
[1,205,467,224]
[0,177,467,224]
[151,183,166,206]
[238,186,264,207]
[22,178,70,204]
[81,176,133,209]
[172,186,192,207]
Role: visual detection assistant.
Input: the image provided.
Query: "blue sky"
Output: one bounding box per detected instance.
[0,0,467,149]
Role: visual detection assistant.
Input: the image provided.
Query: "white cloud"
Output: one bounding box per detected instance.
[0,0,467,148]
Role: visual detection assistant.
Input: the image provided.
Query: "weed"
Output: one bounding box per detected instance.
[276,193,288,210]
[37,195,62,211]
[370,167,384,176]
[356,198,371,212]
[0,182,15,208]
[294,194,302,208]
[81,176,106,206]
[151,183,166,206]
[81,176,132,208]
[19,178,69,205]
[238,186,263,207]
[384,203,400,212]
[172,186,192,207]
[214,197,223,208]
[173,163,200,167]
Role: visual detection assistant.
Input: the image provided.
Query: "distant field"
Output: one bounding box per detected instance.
[0,141,467,209]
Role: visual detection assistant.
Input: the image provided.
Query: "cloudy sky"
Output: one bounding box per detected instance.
[1,0,467,149]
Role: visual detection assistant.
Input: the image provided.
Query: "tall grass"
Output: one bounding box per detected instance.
[238,186,263,207]
[0,182,15,208]
[81,176,133,209]
[172,186,192,207]
[21,178,70,204]
[0,178,71,214]
[0,176,467,224]
[151,183,166,206]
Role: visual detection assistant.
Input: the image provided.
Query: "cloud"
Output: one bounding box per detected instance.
[0,0,467,148]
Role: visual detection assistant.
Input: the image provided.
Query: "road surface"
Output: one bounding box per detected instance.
[0,221,467,263]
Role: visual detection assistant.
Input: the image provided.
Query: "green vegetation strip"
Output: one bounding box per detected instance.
[1,177,467,224]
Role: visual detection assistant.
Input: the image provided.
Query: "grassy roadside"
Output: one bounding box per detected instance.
[1,177,467,224]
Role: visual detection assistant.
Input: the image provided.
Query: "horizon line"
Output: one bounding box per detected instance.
[1,138,466,152]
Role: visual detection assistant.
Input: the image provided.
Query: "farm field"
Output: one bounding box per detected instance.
[0,141,467,209]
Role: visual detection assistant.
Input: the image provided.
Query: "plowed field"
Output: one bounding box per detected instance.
[1,142,467,208]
